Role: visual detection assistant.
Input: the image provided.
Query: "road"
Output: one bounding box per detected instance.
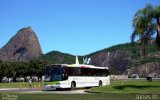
[0,88,88,94]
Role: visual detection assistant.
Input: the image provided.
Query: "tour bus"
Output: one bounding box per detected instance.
[44,57,110,90]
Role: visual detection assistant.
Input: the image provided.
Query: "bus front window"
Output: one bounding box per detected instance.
[45,65,62,81]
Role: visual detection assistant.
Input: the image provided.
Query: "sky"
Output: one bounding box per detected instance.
[0,0,159,55]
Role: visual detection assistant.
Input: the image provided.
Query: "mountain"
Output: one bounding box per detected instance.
[0,26,42,62]
[124,62,160,77]
[39,51,75,64]
[39,51,83,64]
[86,43,133,74]
[1,26,160,77]
[39,43,134,74]
[39,42,160,77]
[87,43,160,77]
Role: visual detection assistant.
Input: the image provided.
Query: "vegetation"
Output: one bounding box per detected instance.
[0,51,85,82]
[0,80,159,100]
[39,51,76,64]
[0,4,159,80]
[0,59,47,82]
[131,4,160,59]
[130,58,160,67]
[89,80,160,93]
[88,42,157,58]
[0,82,43,88]
[0,93,136,100]
[0,42,159,81]
[39,51,83,64]
[88,42,159,68]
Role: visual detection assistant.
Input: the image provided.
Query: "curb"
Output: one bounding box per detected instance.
[0,88,28,90]
[85,90,160,95]
[84,90,101,93]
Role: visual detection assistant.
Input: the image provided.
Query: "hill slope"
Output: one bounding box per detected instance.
[1,26,159,77]
[87,42,160,76]
[0,27,42,62]
[39,51,83,64]
[39,42,160,77]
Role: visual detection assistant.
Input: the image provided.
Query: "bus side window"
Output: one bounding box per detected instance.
[76,68,81,76]
[92,69,97,76]
[106,69,109,76]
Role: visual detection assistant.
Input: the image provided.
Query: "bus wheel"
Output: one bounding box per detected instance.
[99,81,102,87]
[56,88,61,91]
[71,81,76,90]
[85,87,91,89]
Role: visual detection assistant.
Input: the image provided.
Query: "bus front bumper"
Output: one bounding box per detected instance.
[44,85,60,90]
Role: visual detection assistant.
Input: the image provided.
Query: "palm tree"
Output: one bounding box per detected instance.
[131,4,154,59]
[154,5,160,48]
[0,60,4,82]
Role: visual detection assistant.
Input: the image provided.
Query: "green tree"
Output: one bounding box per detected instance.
[154,5,160,48]
[0,60,4,82]
[22,62,30,82]
[131,4,159,59]
[29,59,46,81]
[10,62,19,82]
[8,62,27,82]
[4,62,12,82]
[16,62,29,81]
[0,61,12,82]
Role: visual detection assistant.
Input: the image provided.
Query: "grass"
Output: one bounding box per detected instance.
[0,82,44,88]
[89,80,160,94]
[0,93,137,100]
[0,80,160,100]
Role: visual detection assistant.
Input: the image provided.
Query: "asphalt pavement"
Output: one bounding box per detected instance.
[0,88,88,94]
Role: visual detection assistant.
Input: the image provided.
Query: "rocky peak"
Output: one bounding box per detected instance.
[89,50,132,74]
[124,62,160,78]
[0,26,42,62]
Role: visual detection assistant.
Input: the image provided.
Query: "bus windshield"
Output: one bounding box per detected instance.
[45,65,63,81]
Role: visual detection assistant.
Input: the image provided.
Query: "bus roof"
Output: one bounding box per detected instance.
[67,64,108,69]
[50,64,108,69]
[49,56,109,69]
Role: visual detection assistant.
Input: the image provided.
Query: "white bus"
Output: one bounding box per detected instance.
[44,58,110,90]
